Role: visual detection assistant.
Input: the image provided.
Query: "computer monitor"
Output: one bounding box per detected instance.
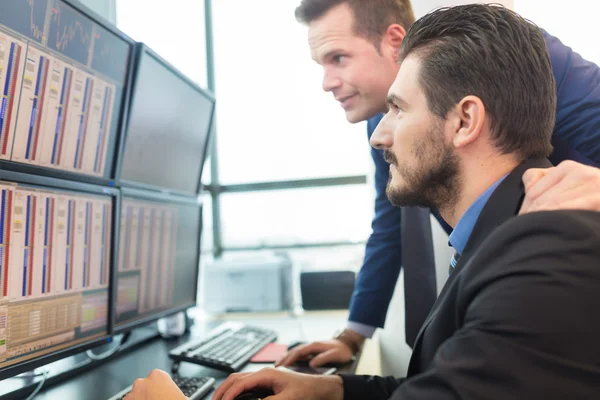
[116,44,215,196]
[0,171,118,380]
[113,187,201,333]
[0,0,133,184]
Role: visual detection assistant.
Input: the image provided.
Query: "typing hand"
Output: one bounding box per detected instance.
[212,367,343,400]
[124,370,187,400]
[520,160,600,214]
[275,340,353,368]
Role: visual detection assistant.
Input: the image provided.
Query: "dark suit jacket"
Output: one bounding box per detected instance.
[342,158,600,399]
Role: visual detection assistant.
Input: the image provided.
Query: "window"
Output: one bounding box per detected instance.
[116,0,208,87]
[219,185,373,248]
[211,0,371,184]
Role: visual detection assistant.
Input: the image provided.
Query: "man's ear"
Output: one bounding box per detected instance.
[382,24,406,59]
[450,96,486,149]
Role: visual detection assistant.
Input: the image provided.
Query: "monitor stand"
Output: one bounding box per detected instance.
[158,311,194,339]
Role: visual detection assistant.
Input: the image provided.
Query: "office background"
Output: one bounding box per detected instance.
[0,1,598,397]
[84,0,600,377]
[114,0,599,377]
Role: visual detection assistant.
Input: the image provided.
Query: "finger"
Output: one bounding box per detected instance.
[274,351,292,367]
[521,169,567,214]
[524,166,567,200]
[130,378,144,393]
[275,343,329,367]
[526,158,594,199]
[221,369,279,400]
[274,346,307,367]
[124,378,144,400]
[525,184,600,213]
[522,168,548,191]
[148,369,170,385]
[213,373,250,400]
[276,349,307,367]
[309,349,342,368]
[547,196,600,211]
[521,172,592,214]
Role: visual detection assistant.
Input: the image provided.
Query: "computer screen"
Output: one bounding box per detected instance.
[0,0,132,181]
[117,44,215,195]
[0,174,116,378]
[114,188,201,332]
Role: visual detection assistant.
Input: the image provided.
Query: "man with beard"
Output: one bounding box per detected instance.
[206,5,600,399]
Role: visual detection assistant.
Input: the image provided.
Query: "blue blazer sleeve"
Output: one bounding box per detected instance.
[348,114,403,328]
[544,30,600,166]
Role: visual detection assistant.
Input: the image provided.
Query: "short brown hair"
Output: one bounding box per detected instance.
[295,0,415,48]
[400,4,555,160]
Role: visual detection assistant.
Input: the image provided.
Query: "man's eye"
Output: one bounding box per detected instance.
[333,55,345,64]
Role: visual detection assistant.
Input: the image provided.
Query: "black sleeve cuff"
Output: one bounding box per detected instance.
[340,374,403,400]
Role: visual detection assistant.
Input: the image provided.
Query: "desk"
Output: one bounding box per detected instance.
[28,310,353,399]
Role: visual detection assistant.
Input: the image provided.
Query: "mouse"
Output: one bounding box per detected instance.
[234,388,275,400]
[287,340,306,350]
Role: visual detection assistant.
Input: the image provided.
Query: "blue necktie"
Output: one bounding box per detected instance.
[449,251,460,276]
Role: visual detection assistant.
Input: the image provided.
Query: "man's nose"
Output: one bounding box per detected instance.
[322,70,342,92]
[370,114,393,149]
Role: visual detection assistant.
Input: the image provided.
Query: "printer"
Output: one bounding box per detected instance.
[202,253,294,313]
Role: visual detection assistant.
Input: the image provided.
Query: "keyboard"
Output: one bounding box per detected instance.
[107,376,215,400]
[169,322,278,373]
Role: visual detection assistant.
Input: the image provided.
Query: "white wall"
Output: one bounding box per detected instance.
[411,0,513,18]
[411,0,599,66]
[514,0,600,66]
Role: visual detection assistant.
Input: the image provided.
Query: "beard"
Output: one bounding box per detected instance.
[385,127,461,212]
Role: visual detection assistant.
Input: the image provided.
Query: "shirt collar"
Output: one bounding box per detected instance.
[448,174,508,255]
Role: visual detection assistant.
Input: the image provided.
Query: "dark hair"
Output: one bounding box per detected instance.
[400,4,555,160]
[295,0,415,48]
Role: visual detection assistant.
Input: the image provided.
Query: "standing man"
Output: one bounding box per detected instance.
[277,0,600,367]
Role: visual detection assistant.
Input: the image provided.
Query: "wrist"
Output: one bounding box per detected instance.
[318,374,344,400]
[334,329,365,355]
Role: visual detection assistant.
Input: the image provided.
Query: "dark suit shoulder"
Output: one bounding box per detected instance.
[463,209,600,281]
[496,209,600,239]
[457,210,600,363]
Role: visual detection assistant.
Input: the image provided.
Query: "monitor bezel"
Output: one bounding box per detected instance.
[0,0,136,186]
[114,43,216,197]
[112,187,202,335]
[0,170,120,381]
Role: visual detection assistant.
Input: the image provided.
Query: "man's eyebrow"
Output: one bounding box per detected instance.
[314,48,344,63]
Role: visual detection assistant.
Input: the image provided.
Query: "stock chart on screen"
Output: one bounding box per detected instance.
[0,0,130,179]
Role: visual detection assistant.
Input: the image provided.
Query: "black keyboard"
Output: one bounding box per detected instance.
[108,376,215,400]
[169,322,278,372]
